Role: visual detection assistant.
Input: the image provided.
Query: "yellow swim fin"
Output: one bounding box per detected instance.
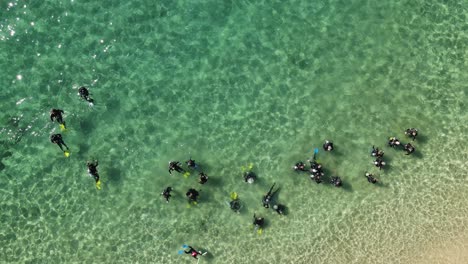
[248,163,254,170]
[230,192,238,200]
[257,228,263,235]
[183,172,190,178]
[96,180,102,190]
[59,124,66,131]
[64,150,70,157]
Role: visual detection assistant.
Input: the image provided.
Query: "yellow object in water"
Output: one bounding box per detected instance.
[230,192,238,200]
[183,172,190,178]
[241,163,254,172]
[64,150,70,157]
[59,124,66,131]
[96,180,102,190]
[257,228,263,235]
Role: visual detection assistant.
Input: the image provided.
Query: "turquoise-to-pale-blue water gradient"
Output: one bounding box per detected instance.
[1,1,467,263]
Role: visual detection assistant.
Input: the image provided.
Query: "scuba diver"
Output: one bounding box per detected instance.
[87,160,100,183]
[161,187,172,203]
[388,137,401,148]
[229,192,242,213]
[186,188,200,203]
[273,204,285,215]
[365,172,378,184]
[168,161,185,175]
[310,172,323,184]
[50,109,66,129]
[404,143,415,155]
[293,161,306,172]
[78,86,94,105]
[186,158,198,170]
[405,128,418,141]
[309,160,324,184]
[371,146,384,158]
[374,158,386,170]
[230,200,242,213]
[198,172,208,184]
[243,171,256,184]
[262,183,279,208]
[184,245,204,259]
[323,140,334,151]
[50,133,69,152]
[330,176,342,187]
[253,214,265,228]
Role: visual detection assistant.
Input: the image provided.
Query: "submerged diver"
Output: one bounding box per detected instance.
[230,199,242,213]
[262,183,279,208]
[161,187,173,203]
[243,171,256,184]
[186,158,198,169]
[405,128,418,141]
[87,160,100,184]
[186,188,200,203]
[78,86,94,105]
[50,109,66,128]
[309,160,324,184]
[273,204,285,215]
[184,245,205,259]
[198,172,208,184]
[404,143,415,155]
[253,214,265,228]
[330,176,342,187]
[371,146,384,158]
[374,158,386,170]
[388,137,401,148]
[365,172,378,184]
[323,140,334,151]
[168,161,185,175]
[50,133,69,152]
[293,162,306,172]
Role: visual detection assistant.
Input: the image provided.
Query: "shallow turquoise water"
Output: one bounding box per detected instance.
[1,0,467,263]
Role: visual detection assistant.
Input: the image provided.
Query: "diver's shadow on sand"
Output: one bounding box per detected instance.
[107,167,122,183]
[412,151,423,159]
[341,181,353,192]
[414,134,428,144]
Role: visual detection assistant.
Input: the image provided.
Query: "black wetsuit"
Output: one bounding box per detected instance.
[371,146,384,158]
[273,204,285,215]
[262,183,278,208]
[168,161,184,175]
[230,200,241,213]
[244,171,256,183]
[161,187,172,202]
[50,109,65,126]
[404,143,415,155]
[50,133,69,151]
[294,162,306,172]
[365,173,378,184]
[388,137,401,148]
[405,128,418,141]
[253,214,264,228]
[374,158,385,170]
[198,172,208,184]
[186,188,199,202]
[87,161,99,183]
[186,158,197,169]
[331,176,342,187]
[323,141,334,151]
[184,246,202,259]
[79,86,94,103]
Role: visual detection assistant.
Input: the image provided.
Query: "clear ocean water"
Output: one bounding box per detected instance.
[1,0,467,263]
